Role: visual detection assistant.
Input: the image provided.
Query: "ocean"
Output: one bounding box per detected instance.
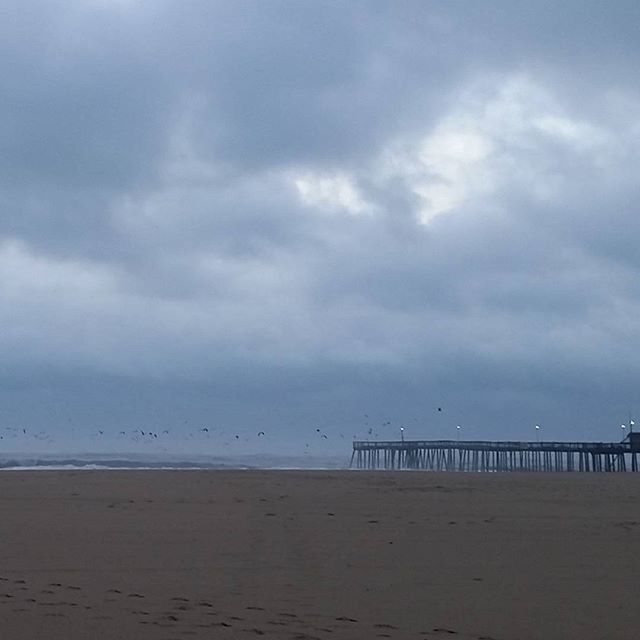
[0,452,351,471]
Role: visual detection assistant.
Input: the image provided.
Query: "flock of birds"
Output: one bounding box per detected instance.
[3,408,630,451]
[0,409,449,451]
[0,424,343,451]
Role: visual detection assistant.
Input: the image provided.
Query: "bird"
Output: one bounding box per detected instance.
[258,431,265,436]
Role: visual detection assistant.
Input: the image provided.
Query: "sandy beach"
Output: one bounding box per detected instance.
[0,470,638,639]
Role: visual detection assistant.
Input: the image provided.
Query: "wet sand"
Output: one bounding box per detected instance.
[0,470,638,639]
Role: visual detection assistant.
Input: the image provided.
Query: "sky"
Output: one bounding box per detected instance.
[2,1,640,456]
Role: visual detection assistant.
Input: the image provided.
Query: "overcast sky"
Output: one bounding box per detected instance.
[2,1,640,455]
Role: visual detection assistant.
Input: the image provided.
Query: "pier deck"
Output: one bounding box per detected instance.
[351,438,640,472]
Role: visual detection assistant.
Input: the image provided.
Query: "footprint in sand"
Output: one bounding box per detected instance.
[374,623,398,629]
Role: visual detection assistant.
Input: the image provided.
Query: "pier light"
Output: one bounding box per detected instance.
[456,425,461,441]
[621,423,627,435]
[400,426,404,443]
[535,424,540,442]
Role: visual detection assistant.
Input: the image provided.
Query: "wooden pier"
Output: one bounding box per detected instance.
[351,433,640,472]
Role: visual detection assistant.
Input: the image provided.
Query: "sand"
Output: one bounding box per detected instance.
[0,470,638,640]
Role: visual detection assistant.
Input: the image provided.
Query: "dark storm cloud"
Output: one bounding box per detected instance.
[2,1,640,451]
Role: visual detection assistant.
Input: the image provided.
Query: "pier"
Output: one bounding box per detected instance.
[351,433,640,472]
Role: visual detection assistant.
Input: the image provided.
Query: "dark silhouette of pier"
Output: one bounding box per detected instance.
[351,433,640,472]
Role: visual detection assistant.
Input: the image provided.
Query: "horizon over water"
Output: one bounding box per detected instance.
[0,451,351,471]
[0,424,352,470]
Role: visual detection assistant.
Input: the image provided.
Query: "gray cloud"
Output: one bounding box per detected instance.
[1,1,640,454]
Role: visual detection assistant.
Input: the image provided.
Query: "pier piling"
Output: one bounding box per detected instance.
[351,438,640,472]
